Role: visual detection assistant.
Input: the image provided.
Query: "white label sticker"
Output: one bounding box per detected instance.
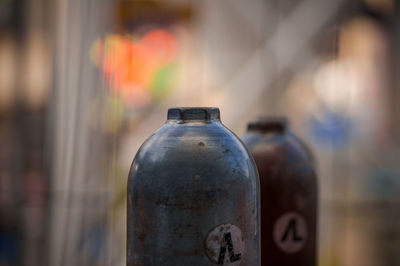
[205,223,244,265]
[273,212,307,254]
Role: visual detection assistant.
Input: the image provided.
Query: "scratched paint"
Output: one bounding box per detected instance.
[127,108,260,265]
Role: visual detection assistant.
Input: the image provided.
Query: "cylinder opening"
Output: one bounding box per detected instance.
[167,107,220,121]
[247,117,287,132]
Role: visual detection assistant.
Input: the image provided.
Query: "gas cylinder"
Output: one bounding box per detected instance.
[127,107,260,266]
[241,118,317,266]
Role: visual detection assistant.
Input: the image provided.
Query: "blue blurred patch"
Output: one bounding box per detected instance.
[308,110,352,149]
[78,224,107,263]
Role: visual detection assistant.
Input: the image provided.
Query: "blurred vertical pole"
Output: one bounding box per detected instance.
[49,0,87,263]
[48,0,115,265]
[47,0,70,264]
[395,0,400,140]
[21,1,51,266]
[392,3,400,265]
[263,0,280,115]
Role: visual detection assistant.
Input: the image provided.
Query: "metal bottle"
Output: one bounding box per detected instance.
[241,118,317,266]
[127,107,260,266]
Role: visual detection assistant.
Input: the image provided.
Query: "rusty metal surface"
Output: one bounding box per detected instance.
[242,118,317,266]
[127,108,260,265]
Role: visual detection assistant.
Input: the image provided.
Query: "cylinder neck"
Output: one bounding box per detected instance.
[167,107,220,122]
[247,117,287,133]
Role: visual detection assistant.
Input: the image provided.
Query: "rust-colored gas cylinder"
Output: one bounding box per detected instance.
[127,107,260,265]
[242,118,317,266]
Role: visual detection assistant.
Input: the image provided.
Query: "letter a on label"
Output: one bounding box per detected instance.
[205,224,244,265]
[273,212,307,253]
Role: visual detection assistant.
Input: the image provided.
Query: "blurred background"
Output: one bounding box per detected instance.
[0,0,400,265]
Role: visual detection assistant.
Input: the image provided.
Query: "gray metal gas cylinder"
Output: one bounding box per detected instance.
[127,107,260,266]
[242,118,317,266]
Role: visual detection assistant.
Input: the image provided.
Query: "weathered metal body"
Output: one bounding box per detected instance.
[127,107,260,266]
[242,118,317,266]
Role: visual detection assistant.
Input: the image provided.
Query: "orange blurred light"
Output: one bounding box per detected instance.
[141,29,177,66]
[90,29,177,109]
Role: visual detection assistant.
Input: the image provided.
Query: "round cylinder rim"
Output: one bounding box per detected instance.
[167,107,220,121]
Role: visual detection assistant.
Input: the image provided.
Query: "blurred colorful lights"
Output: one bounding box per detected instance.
[91,29,177,109]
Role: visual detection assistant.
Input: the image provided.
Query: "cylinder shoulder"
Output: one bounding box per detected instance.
[130,121,257,180]
[244,131,313,163]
